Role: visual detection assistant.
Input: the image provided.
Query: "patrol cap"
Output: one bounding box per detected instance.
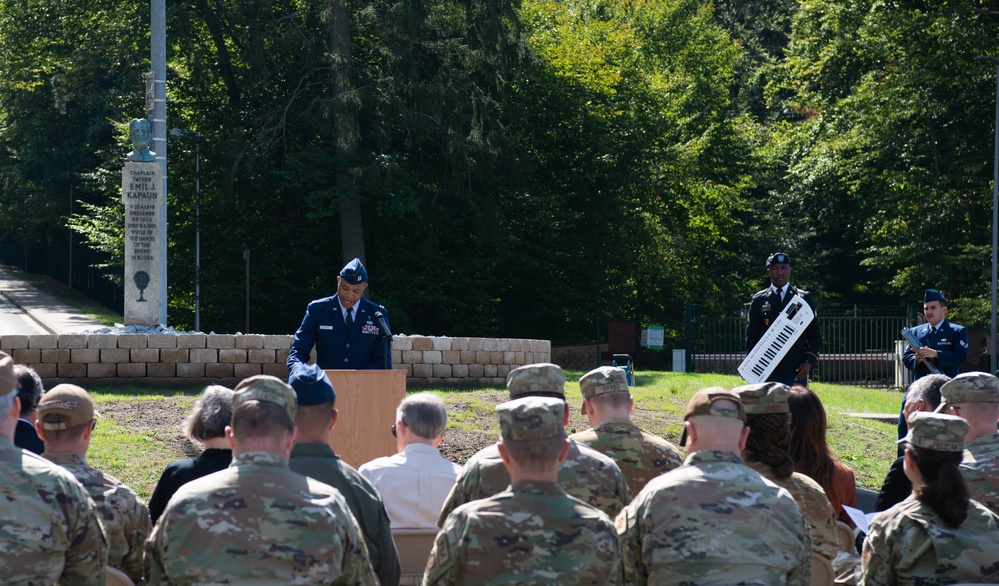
[935,372,999,411]
[496,396,567,442]
[37,384,96,430]
[288,363,336,406]
[766,253,791,267]
[733,382,791,415]
[898,411,968,452]
[339,258,368,285]
[0,351,18,397]
[579,366,630,413]
[923,289,947,304]
[506,363,566,399]
[684,387,746,423]
[233,375,297,420]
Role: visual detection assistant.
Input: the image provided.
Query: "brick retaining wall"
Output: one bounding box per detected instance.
[0,334,550,389]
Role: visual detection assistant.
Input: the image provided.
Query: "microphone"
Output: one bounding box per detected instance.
[374,311,393,337]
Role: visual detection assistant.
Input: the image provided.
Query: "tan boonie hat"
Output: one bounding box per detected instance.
[936,372,999,411]
[733,382,791,415]
[233,375,297,420]
[899,411,968,452]
[506,363,566,399]
[0,351,18,397]
[37,384,96,430]
[684,387,746,423]
[496,396,566,442]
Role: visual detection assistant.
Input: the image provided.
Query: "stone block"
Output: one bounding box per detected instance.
[32,363,56,378]
[504,351,516,363]
[176,334,207,349]
[467,364,484,377]
[12,349,39,363]
[147,335,178,349]
[219,349,247,364]
[57,334,88,349]
[234,363,262,378]
[451,337,469,351]
[392,337,412,351]
[452,364,469,378]
[263,335,292,350]
[177,363,206,378]
[515,352,526,364]
[424,351,442,365]
[205,363,234,378]
[71,348,100,364]
[88,335,118,349]
[391,350,402,365]
[118,334,147,349]
[442,351,460,364]
[276,349,290,364]
[402,351,421,364]
[235,335,265,350]
[147,363,176,377]
[539,340,551,353]
[28,335,57,349]
[190,349,218,364]
[483,338,498,352]
[466,338,483,351]
[497,364,511,377]
[262,363,289,378]
[100,348,130,363]
[411,336,433,351]
[88,363,116,378]
[412,363,433,378]
[490,352,504,365]
[118,363,146,377]
[58,363,87,378]
[484,364,498,377]
[495,338,509,352]
[41,349,70,363]
[130,348,159,363]
[489,377,505,386]
[517,340,530,352]
[432,337,451,351]
[433,364,452,377]
[476,351,491,364]
[401,364,413,377]
[460,351,476,364]
[248,349,274,364]
[0,335,29,350]
[160,348,190,363]
[206,334,235,349]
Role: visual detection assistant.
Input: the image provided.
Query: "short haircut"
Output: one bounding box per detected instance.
[0,390,16,419]
[397,393,448,440]
[906,374,948,410]
[502,436,566,471]
[231,400,293,439]
[295,401,336,433]
[589,391,631,410]
[39,414,89,444]
[185,385,234,442]
[14,365,43,416]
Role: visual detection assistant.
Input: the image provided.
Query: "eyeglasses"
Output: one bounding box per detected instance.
[391,424,396,438]
[90,418,98,430]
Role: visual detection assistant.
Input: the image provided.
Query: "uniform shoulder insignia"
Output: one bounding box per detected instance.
[752,288,770,298]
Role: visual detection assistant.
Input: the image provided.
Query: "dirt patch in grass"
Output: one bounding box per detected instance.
[100,396,201,459]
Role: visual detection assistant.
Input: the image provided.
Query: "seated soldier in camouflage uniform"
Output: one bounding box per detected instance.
[145,375,377,585]
[37,383,151,581]
[424,396,623,585]
[935,372,999,515]
[734,382,839,562]
[0,351,107,585]
[439,363,631,524]
[862,411,999,585]
[570,366,683,496]
[616,387,811,585]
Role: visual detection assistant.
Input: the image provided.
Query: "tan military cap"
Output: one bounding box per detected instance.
[936,372,999,410]
[38,384,96,430]
[506,363,566,399]
[899,411,968,452]
[684,387,746,423]
[733,382,791,415]
[233,375,297,420]
[496,396,566,442]
[0,351,18,397]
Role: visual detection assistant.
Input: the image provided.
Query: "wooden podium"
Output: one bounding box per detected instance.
[324,369,406,469]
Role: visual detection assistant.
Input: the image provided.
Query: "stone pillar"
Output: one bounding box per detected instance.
[122,162,165,325]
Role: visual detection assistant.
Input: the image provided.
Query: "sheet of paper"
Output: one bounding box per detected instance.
[842,504,879,534]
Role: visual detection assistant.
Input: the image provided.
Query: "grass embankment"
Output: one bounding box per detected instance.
[0,264,122,326]
[88,372,899,499]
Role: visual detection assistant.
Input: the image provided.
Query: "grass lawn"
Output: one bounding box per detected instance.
[87,372,901,499]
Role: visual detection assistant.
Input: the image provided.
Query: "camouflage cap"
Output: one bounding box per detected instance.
[0,351,18,397]
[496,396,566,442]
[899,411,968,452]
[936,372,999,410]
[233,374,297,420]
[684,387,746,423]
[37,384,96,430]
[733,382,791,415]
[506,363,566,399]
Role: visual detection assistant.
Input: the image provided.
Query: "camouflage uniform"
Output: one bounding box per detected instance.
[425,396,622,586]
[0,435,108,585]
[962,433,999,515]
[570,417,683,496]
[43,452,150,580]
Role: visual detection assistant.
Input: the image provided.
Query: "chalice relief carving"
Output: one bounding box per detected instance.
[134,271,150,302]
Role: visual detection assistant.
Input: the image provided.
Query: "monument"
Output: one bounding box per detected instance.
[122,119,164,325]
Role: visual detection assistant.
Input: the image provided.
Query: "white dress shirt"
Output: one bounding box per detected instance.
[358,442,461,529]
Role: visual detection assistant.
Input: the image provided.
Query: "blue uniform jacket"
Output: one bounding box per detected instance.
[287,295,391,370]
[902,319,968,378]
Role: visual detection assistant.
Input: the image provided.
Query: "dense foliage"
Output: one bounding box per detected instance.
[0,0,997,340]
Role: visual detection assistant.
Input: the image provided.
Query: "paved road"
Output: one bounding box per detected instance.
[0,295,47,335]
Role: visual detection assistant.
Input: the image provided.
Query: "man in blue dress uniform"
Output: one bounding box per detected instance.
[899,288,968,438]
[287,258,392,370]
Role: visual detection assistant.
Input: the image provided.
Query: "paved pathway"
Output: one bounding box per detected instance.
[0,294,48,335]
[0,269,104,334]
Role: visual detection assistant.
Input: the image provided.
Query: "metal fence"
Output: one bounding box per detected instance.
[0,240,123,314]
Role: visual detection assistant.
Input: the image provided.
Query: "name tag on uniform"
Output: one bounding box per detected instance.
[320,325,333,330]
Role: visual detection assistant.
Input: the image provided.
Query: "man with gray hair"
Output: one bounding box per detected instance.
[13,364,44,454]
[0,351,108,584]
[360,392,461,528]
